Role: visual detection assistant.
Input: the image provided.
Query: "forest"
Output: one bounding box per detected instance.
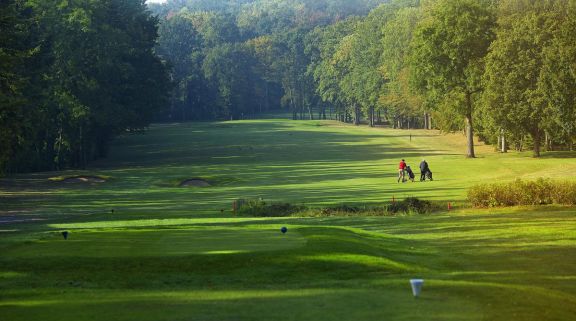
[1,0,171,173]
[1,0,576,173]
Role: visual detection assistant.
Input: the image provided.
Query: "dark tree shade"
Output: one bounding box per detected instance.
[1,0,171,173]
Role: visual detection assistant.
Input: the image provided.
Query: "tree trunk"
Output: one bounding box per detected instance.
[265,82,269,112]
[498,129,506,153]
[465,116,475,158]
[55,126,63,171]
[369,107,374,127]
[170,94,176,121]
[79,124,86,169]
[465,92,475,158]
[353,105,360,126]
[532,130,541,157]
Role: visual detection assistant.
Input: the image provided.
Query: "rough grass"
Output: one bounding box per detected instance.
[237,197,438,217]
[468,179,576,207]
[1,119,576,321]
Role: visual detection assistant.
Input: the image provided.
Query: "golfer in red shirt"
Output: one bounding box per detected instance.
[398,159,407,183]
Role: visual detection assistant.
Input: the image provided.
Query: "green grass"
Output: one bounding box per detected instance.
[1,119,576,320]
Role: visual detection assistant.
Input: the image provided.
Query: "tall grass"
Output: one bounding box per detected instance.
[236,197,438,216]
[468,178,576,207]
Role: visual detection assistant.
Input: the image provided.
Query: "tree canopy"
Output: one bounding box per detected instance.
[3,0,576,174]
[1,0,170,173]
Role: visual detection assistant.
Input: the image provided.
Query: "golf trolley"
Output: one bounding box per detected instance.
[421,170,433,181]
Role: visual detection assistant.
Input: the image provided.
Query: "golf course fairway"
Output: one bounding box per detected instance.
[1,119,575,321]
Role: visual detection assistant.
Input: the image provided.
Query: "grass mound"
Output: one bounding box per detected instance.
[51,175,107,183]
[468,178,576,207]
[179,178,211,187]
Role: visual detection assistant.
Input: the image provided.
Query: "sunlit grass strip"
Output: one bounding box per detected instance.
[4,228,308,257]
[49,217,299,229]
[296,253,422,272]
[0,288,343,307]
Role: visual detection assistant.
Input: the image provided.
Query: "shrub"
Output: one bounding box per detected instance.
[317,204,362,216]
[236,198,438,217]
[468,179,576,207]
[550,182,576,205]
[236,199,304,217]
[387,197,436,214]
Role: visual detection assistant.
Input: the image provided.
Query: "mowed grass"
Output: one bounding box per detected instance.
[1,119,576,321]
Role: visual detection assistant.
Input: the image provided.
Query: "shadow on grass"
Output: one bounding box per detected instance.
[0,227,426,289]
[0,286,484,321]
[93,120,454,168]
[539,151,576,159]
[1,221,575,321]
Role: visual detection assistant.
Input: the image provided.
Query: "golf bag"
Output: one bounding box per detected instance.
[426,170,433,181]
[406,167,415,181]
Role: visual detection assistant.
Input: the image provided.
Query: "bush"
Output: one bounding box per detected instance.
[317,204,362,216]
[387,197,436,214]
[236,198,438,217]
[468,179,576,207]
[236,199,304,217]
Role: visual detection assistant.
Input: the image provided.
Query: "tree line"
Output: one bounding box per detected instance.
[151,0,387,121]
[153,0,576,157]
[0,0,170,174]
[2,0,575,175]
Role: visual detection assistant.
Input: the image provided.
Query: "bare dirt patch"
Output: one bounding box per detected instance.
[179,178,211,187]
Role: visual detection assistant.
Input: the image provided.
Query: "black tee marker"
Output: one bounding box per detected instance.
[62,231,69,240]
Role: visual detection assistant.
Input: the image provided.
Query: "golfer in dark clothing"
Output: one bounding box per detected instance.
[419,159,429,181]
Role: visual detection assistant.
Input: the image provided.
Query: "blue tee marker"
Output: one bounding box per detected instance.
[410,279,424,297]
[281,227,288,234]
[62,231,69,240]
